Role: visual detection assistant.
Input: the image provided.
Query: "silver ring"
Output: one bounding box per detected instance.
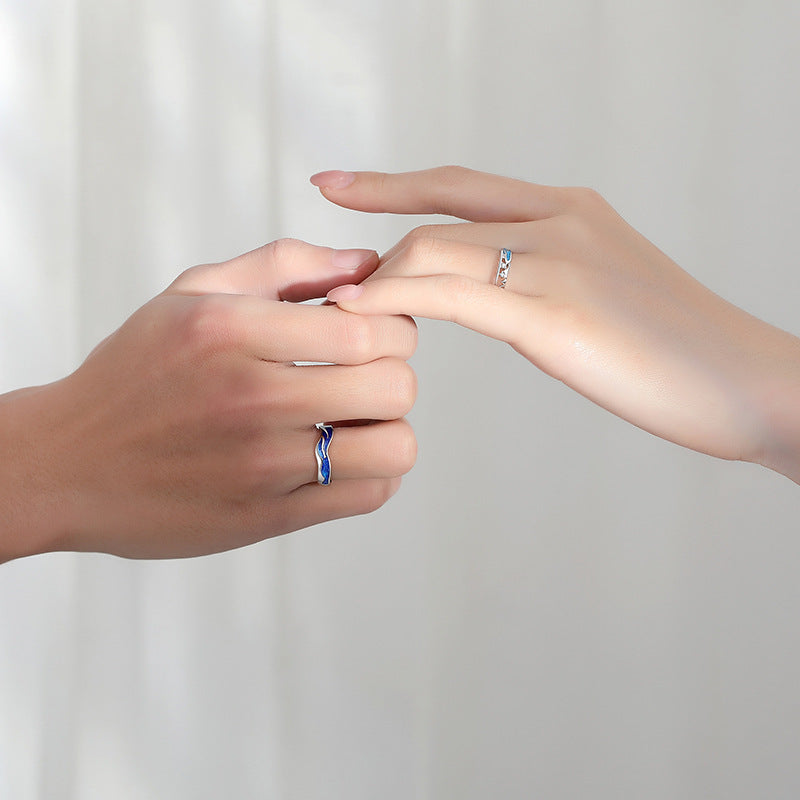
[314,423,334,485]
[495,248,512,288]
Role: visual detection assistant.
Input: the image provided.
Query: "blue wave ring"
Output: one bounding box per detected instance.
[314,423,334,485]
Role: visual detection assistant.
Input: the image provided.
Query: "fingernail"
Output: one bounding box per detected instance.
[310,170,356,189]
[331,249,375,269]
[327,284,364,302]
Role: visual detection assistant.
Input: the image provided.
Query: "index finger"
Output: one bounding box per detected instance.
[310,165,568,223]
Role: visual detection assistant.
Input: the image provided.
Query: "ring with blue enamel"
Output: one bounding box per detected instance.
[314,422,334,485]
[495,248,512,288]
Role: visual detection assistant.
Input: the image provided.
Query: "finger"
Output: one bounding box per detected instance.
[167,238,380,301]
[269,477,403,537]
[380,222,532,264]
[310,166,568,223]
[326,275,549,355]
[378,218,569,264]
[277,358,417,426]
[213,297,418,364]
[371,237,548,297]
[278,419,417,490]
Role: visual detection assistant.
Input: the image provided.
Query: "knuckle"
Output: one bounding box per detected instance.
[405,223,448,243]
[435,164,471,187]
[166,262,217,293]
[568,185,607,210]
[391,423,418,474]
[178,295,238,353]
[267,237,303,259]
[387,360,417,415]
[263,237,304,271]
[342,313,377,362]
[406,235,445,263]
[167,265,196,291]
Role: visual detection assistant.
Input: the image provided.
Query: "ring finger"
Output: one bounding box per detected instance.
[374,237,559,297]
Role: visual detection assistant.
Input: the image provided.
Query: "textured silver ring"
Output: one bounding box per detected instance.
[495,248,512,288]
[314,423,334,485]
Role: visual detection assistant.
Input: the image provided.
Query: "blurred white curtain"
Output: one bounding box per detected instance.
[3,1,800,798]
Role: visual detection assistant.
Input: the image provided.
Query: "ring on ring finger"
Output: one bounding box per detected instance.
[297,419,416,487]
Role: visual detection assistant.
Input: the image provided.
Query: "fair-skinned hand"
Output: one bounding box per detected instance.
[0,239,418,562]
[315,166,800,485]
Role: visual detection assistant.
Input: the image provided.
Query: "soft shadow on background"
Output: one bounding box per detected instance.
[2,2,800,798]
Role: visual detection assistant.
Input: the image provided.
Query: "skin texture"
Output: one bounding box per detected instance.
[317,166,800,485]
[0,239,418,562]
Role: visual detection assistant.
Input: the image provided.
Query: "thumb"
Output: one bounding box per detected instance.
[167,239,379,301]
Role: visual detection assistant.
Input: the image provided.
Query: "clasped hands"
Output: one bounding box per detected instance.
[4,166,800,562]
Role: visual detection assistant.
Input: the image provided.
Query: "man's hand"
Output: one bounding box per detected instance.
[0,239,418,561]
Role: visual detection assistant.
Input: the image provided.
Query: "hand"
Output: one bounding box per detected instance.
[0,239,418,561]
[315,166,800,483]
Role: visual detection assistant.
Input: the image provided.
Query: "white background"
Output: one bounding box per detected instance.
[2,1,800,797]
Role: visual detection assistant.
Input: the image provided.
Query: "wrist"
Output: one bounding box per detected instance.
[0,382,77,562]
[747,327,800,485]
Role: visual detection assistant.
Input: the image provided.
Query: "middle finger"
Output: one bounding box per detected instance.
[275,357,417,426]
[379,219,563,264]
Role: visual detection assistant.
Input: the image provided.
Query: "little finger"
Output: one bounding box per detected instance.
[268,477,403,537]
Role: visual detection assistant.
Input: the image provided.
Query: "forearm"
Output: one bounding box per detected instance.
[0,384,70,563]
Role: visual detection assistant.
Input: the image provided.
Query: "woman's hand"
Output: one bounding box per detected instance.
[0,239,418,562]
[316,166,800,484]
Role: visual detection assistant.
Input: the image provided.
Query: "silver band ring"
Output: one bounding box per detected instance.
[495,248,512,288]
[315,423,334,485]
